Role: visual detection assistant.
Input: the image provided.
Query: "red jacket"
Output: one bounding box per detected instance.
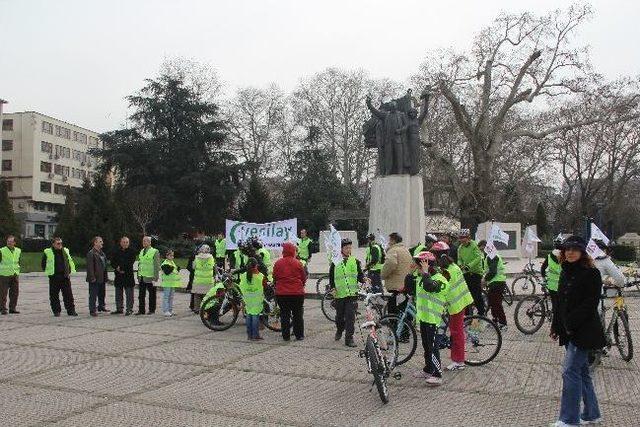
[273,242,307,296]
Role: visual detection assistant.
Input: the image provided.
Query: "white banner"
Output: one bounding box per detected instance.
[586,238,606,259]
[225,218,297,250]
[590,223,610,245]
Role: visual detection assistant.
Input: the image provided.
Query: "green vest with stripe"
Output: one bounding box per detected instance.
[0,246,21,276]
[446,263,474,314]
[138,247,158,278]
[43,247,76,276]
[239,272,264,315]
[297,237,312,260]
[458,240,484,275]
[416,271,449,324]
[546,254,561,292]
[194,256,215,287]
[214,239,227,259]
[160,259,182,288]
[201,281,226,310]
[365,243,383,271]
[333,256,360,299]
[485,254,507,284]
[412,243,426,257]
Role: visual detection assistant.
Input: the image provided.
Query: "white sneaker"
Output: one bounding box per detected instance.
[163,312,172,317]
[169,312,176,317]
[580,417,603,425]
[446,362,466,371]
[425,376,443,386]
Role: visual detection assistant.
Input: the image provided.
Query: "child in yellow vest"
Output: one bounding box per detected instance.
[159,250,182,317]
[239,258,266,340]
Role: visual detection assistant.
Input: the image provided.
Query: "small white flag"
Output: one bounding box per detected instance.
[484,240,498,260]
[522,226,541,256]
[590,223,610,245]
[376,229,388,250]
[489,223,510,246]
[586,238,606,259]
[327,225,343,265]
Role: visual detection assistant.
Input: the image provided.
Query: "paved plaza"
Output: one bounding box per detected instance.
[1,275,639,426]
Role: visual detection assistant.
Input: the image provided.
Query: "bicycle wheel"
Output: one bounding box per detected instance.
[200,293,239,331]
[511,276,537,296]
[379,314,416,366]
[613,310,634,362]
[260,296,282,332]
[514,295,546,335]
[315,274,330,294]
[464,315,502,366]
[366,336,389,404]
[503,285,514,306]
[321,290,336,322]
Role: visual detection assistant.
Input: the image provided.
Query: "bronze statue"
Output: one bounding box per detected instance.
[364,89,430,176]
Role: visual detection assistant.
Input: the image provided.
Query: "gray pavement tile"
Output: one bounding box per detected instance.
[0,346,97,379]
[47,401,286,427]
[43,330,178,355]
[1,324,95,345]
[0,383,103,426]
[20,356,205,397]
[119,317,209,337]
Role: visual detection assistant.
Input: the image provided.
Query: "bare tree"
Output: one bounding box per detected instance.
[125,185,158,236]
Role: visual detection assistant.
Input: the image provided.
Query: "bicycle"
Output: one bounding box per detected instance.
[511,260,542,296]
[356,292,399,404]
[315,274,330,294]
[321,277,386,323]
[513,282,552,335]
[621,263,640,291]
[481,283,513,309]
[589,283,635,370]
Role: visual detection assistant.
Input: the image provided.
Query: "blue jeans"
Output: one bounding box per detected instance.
[246,314,260,338]
[559,342,601,425]
[162,288,174,314]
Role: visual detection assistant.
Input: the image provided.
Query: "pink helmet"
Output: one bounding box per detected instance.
[415,251,436,262]
[430,241,450,252]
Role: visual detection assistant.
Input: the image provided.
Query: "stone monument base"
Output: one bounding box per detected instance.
[368,175,425,247]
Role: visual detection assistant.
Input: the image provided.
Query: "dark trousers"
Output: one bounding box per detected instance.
[138,280,157,313]
[465,273,485,316]
[98,281,106,310]
[368,270,383,293]
[215,258,225,269]
[549,289,559,322]
[115,286,134,311]
[0,275,19,311]
[88,282,103,313]
[335,296,357,342]
[487,282,507,325]
[49,277,75,314]
[276,295,304,340]
[420,321,441,377]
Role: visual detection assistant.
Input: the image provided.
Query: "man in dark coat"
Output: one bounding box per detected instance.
[111,236,137,315]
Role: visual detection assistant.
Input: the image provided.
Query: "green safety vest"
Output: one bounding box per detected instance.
[416,272,449,324]
[412,243,426,257]
[546,254,561,291]
[233,250,248,269]
[485,254,507,284]
[446,263,474,315]
[160,259,182,288]
[257,247,271,267]
[200,281,226,311]
[333,256,360,299]
[0,246,21,276]
[43,247,76,276]
[193,256,215,287]
[214,239,227,259]
[297,237,312,260]
[138,247,158,278]
[239,272,264,315]
[365,244,384,271]
[458,240,484,275]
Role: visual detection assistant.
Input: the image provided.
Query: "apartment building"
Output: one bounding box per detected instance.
[1,111,102,238]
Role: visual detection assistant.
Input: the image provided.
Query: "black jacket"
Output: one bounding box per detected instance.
[110,247,136,287]
[552,261,606,350]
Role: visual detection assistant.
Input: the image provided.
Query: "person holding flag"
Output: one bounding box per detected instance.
[365,233,385,293]
[541,235,563,320]
[457,229,486,316]
[478,240,508,329]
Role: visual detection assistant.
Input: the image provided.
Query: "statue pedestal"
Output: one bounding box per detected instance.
[368,175,425,247]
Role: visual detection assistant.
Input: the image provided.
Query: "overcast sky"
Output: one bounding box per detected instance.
[1,0,638,132]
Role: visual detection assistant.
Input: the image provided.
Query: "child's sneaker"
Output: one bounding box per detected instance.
[425,376,443,386]
[446,362,466,371]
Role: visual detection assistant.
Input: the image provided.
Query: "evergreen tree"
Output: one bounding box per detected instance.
[0,180,20,238]
[534,202,550,238]
[55,186,77,246]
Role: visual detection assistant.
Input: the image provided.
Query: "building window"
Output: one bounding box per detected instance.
[2,119,13,131]
[40,161,52,173]
[2,160,12,171]
[42,121,54,134]
[74,132,87,144]
[41,141,53,153]
[3,180,12,192]
[2,140,13,151]
[54,183,67,195]
[40,181,52,193]
[34,224,46,238]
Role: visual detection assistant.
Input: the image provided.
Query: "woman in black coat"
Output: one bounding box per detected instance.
[550,235,606,426]
[110,236,137,315]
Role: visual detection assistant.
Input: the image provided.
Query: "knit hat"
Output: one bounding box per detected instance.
[561,235,587,252]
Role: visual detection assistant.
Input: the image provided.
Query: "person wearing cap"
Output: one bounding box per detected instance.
[365,234,385,293]
[550,235,605,427]
[329,238,368,347]
[592,239,625,288]
[457,229,486,316]
[477,240,507,329]
[431,241,474,370]
[541,235,564,320]
[410,233,437,257]
[381,232,413,314]
[405,251,449,386]
[191,244,216,310]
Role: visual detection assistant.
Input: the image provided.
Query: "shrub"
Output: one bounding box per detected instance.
[611,245,637,262]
